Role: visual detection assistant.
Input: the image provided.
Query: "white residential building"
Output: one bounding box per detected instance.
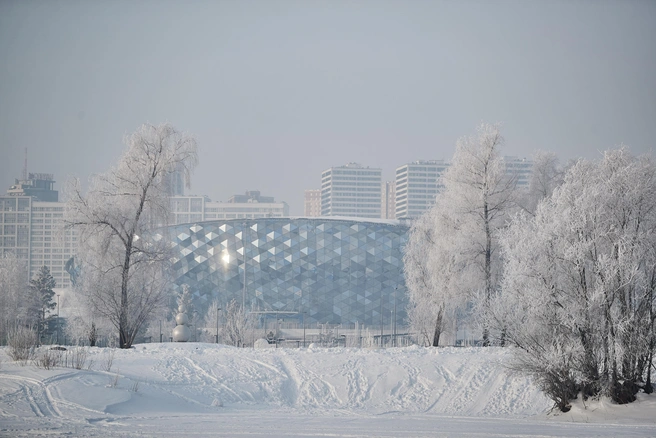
[395,160,449,219]
[381,181,396,219]
[320,163,382,218]
[304,189,321,217]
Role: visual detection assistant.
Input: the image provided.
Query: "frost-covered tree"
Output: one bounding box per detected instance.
[29,266,57,343]
[0,253,33,340]
[492,148,656,409]
[220,299,256,347]
[405,123,517,346]
[63,286,114,347]
[404,203,466,346]
[404,212,437,346]
[203,298,222,343]
[517,150,564,216]
[64,123,198,348]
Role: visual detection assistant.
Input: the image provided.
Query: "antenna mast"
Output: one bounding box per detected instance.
[22,148,27,180]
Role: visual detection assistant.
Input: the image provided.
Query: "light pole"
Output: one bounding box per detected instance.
[223,247,247,315]
[56,294,60,345]
[380,299,384,347]
[393,301,397,347]
[242,259,246,314]
[216,307,221,344]
[303,311,306,348]
[393,287,397,347]
[390,310,393,347]
[276,318,282,349]
[241,222,248,315]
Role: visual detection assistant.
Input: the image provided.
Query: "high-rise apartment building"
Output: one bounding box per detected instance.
[0,174,76,288]
[304,189,321,217]
[395,160,449,219]
[320,163,382,218]
[170,191,289,224]
[381,181,396,219]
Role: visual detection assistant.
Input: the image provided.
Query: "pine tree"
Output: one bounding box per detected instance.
[88,322,97,347]
[30,265,56,342]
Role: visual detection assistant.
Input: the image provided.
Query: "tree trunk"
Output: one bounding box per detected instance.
[483,195,492,347]
[119,184,150,349]
[119,236,133,349]
[432,308,444,347]
[644,350,654,394]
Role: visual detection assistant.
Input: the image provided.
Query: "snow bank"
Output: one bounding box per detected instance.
[1,344,654,437]
[0,344,549,416]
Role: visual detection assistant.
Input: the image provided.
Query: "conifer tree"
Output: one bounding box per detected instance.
[30,265,56,341]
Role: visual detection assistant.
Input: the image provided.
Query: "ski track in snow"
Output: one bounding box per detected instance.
[1,344,654,437]
[0,373,63,418]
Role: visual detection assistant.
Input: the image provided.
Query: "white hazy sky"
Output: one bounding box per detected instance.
[1,0,654,214]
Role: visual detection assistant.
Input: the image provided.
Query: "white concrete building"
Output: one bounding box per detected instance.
[395,160,449,219]
[320,163,382,219]
[381,181,396,220]
[304,189,321,217]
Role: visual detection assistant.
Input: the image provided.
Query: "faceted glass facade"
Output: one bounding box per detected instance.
[165,218,409,326]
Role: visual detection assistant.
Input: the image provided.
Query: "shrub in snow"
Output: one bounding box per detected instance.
[7,325,37,364]
[218,299,257,347]
[35,347,62,370]
[69,346,89,370]
[102,348,116,372]
[254,338,272,349]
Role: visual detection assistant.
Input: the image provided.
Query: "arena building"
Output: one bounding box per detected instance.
[166,217,410,328]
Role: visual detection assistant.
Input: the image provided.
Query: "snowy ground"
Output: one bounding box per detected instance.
[0,343,654,437]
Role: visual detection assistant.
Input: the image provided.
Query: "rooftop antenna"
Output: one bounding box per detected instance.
[22,147,27,180]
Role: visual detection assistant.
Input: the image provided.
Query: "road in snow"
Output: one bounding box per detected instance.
[0,344,654,437]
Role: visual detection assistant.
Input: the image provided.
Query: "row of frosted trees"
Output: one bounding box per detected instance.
[405,123,655,410]
[0,260,59,345]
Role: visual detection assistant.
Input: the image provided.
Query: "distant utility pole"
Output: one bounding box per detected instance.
[380,299,383,347]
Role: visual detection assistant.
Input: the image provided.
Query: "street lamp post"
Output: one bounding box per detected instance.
[380,299,383,347]
[390,310,393,347]
[56,294,60,345]
[221,248,246,314]
[303,311,306,348]
[242,260,246,314]
[393,302,397,347]
[276,318,282,349]
[216,307,221,344]
[242,222,248,315]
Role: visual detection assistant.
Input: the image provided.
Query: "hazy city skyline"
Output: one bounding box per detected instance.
[1,1,654,214]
